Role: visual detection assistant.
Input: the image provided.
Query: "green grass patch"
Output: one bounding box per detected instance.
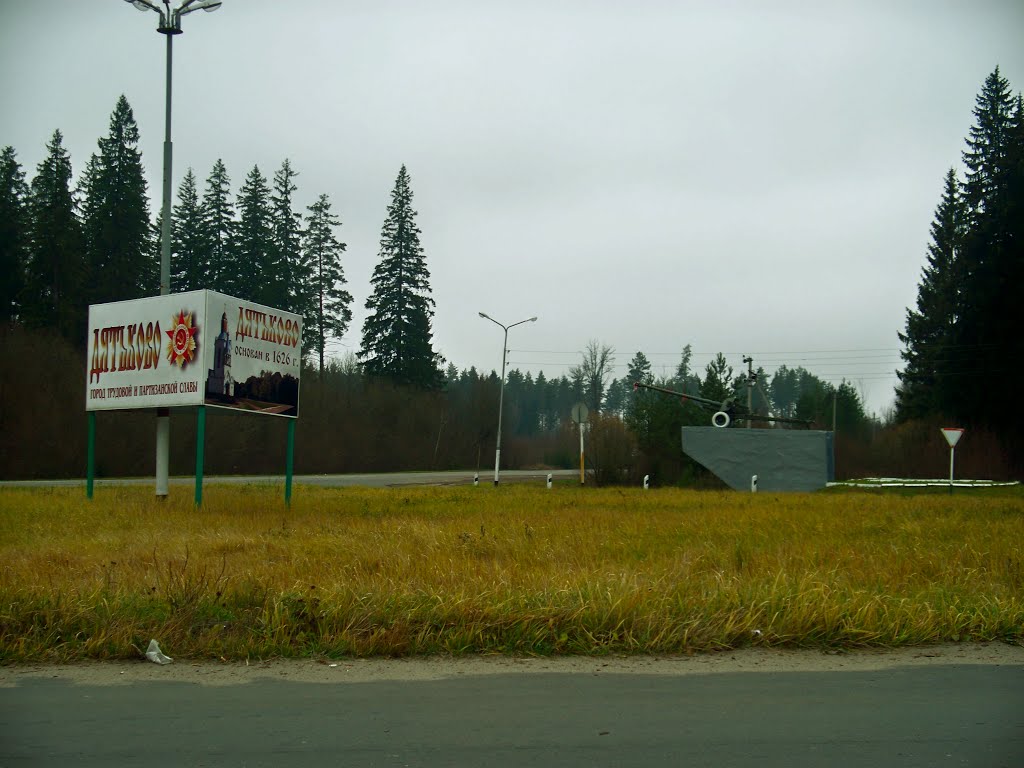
[0,485,1021,661]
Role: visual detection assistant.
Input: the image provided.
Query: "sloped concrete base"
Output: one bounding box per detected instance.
[681,427,834,492]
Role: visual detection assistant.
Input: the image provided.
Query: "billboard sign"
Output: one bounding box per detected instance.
[203,290,301,417]
[86,290,301,418]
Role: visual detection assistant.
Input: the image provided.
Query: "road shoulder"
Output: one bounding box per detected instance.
[2,642,1021,687]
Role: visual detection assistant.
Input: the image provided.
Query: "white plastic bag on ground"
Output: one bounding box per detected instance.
[145,639,173,665]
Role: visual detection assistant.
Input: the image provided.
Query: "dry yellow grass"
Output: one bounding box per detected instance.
[0,484,1021,661]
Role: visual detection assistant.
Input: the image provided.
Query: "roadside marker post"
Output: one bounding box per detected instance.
[941,428,964,495]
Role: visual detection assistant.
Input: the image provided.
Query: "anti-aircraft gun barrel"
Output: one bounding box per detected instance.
[632,381,812,429]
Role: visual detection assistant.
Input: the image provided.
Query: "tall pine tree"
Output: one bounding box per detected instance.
[952,68,1021,433]
[0,146,29,323]
[359,165,442,388]
[24,130,84,341]
[271,159,303,312]
[700,353,735,403]
[202,159,235,295]
[171,168,208,292]
[896,168,966,420]
[672,344,702,394]
[623,350,655,440]
[301,193,353,373]
[146,212,162,295]
[80,95,151,304]
[962,67,1016,218]
[232,165,274,305]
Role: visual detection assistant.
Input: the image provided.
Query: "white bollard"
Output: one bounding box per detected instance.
[546,473,553,490]
[474,473,479,487]
[751,474,758,493]
[643,474,650,490]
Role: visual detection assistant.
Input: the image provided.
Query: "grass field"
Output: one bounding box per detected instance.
[0,484,1021,662]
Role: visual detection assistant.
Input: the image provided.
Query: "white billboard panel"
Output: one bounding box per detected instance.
[87,291,207,411]
[86,290,301,418]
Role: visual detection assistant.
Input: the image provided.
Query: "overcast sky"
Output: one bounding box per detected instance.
[2,1,1023,415]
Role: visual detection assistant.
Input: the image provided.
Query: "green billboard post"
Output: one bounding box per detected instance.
[86,412,96,499]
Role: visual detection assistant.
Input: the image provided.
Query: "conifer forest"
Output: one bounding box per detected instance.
[2,69,1022,483]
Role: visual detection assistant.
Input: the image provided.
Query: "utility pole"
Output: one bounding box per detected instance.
[743,356,754,429]
[833,388,837,433]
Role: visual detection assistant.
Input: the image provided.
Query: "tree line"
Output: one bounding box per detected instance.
[0,94,889,485]
[0,95,355,375]
[0,316,877,483]
[1,95,455,391]
[2,70,1020,483]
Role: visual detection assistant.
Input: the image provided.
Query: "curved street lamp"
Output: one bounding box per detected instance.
[479,312,537,486]
[122,0,223,497]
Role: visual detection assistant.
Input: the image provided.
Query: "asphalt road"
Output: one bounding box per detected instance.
[2,660,1021,767]
[0,469,580,490]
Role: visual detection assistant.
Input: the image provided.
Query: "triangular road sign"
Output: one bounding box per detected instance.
[941,428,964,448]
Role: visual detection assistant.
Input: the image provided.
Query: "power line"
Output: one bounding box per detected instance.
[511,347,909,356]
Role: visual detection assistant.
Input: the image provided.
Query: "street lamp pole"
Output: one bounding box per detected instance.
[123,0,223,497]
[478,313,537,486]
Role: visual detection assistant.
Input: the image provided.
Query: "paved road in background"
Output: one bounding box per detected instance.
[2,662,1021,767]
[0,469,580,490]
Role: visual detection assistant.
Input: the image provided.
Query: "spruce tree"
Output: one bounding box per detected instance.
[145,212,162,295]
[896,168,966,420]
[602,378,627,418]
[962,67,1016,218]
[700,353,735,403]
[953,68,1021,431]
[1004,94,1024,453]
[271,159,303,312]
[80,95,152,304]
[0,146,29,323]
[519,371,541,434]
[24,130,84,341]
[76,153,100,282]
[233,165,274,304]
[623,351,654,440]
[301,193,353,373]
[359,165,442,388]
[534,371,551,429]
[202,159,235,295]
[627,351,654,386]
[672,344,702,394]
[171,168,208,292]
[769,365,800,419]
